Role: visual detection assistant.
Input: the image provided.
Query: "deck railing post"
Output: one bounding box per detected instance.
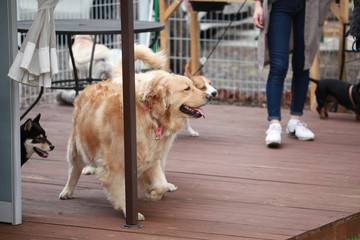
[120,0,143,229]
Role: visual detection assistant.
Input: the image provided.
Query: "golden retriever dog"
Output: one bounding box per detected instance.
[70,35,113,79]
[59,53,211,220]
[79,44,167,176]
[183,60,217,136]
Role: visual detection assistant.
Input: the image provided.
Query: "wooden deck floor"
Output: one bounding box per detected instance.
[1,103,360,239]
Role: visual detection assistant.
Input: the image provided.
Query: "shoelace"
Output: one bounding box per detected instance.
[267,125,281,134]
[295,122,308,129]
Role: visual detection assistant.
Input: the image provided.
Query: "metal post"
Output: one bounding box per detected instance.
[88,34,97,82]
[120,0,143,229]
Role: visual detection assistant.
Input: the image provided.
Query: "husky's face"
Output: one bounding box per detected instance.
[22,114,54,159]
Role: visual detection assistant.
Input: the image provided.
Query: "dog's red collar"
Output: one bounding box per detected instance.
[139,94,162,140]
[139,95,152,112]
[349,85,356,107]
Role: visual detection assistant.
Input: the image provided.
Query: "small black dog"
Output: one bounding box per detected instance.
[20,114,55,166]
[310,78,360,121]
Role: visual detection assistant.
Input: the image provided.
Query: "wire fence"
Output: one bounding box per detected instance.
[17,0,358,109]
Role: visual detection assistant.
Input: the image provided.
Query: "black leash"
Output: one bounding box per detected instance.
[192,0,248,75]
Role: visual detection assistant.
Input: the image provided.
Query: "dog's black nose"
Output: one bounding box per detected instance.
[211,91,218,97]
[50,145,55,151]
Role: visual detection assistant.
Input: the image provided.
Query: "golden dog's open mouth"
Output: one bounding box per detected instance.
[180,105,205,118]
[33,147,49,158]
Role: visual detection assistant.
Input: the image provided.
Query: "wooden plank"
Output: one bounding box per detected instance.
[162,0,183,22]
[190,5,200,74]
[0,221,190,240]
[289,213,360,240]
[158,0,170,71]
[330,1,340,20]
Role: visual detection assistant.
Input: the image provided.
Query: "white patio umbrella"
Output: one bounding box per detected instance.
[8,0,59,87]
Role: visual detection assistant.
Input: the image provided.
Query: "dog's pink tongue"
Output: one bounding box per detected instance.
[195,108,205,118]
[39,149,49,157]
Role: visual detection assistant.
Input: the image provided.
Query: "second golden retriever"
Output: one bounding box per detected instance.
[183,60,217,136]
[70,35,113,79]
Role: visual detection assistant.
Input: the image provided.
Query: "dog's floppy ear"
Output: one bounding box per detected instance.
[141,78,168,117]
[33,113,41,123]
[23,118,33,131]
[184,60,192,79]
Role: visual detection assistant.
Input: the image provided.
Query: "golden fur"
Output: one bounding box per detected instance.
[59,52,210,220]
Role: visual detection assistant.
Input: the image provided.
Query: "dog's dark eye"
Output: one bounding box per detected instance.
[201,87,206,91]
[185,86,191,91]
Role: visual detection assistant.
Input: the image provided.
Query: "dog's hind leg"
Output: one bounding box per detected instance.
[59,138,85,200]
[184,119,199,137]
[59,163,83,199]
[97,163,145,221]
[315,89,328,119]
[322,101,329,119]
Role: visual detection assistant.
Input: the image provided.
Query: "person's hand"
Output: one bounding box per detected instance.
[253,1,264,30]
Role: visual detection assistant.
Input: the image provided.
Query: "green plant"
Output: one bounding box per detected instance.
[347,234,360,240]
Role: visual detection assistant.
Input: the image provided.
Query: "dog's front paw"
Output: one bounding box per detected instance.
[189,130,199,137]
[138,212,145,221]
[123,210,145,221]
[82,166,96,175]
[319,108,328,119]
[145,188,166,201]
[167,183,178,192]
[59,188,73,200]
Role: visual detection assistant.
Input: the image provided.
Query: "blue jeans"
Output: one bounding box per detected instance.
[266,0,309,121]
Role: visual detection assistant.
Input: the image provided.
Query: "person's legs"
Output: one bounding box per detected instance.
[286,0,314,141]
[266,0,294,122]
[265,0,294,146]
[290,0,309,117]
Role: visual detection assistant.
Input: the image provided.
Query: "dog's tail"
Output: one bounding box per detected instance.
[309,78,319,84]
[56,90,76,106]
[112,57,123,83]
[112,44,167,83]
[134,44,167,68]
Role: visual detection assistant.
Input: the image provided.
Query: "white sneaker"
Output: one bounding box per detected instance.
[265,123,282,146]
[286,120,315,141]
